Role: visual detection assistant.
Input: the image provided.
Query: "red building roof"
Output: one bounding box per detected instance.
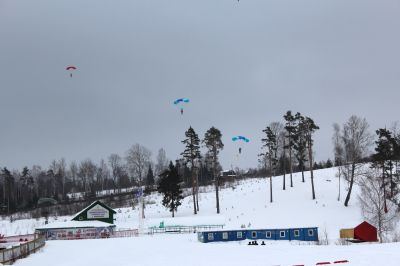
[354,221,378,242]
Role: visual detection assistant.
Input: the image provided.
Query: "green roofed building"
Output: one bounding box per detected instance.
[72,200,116,224]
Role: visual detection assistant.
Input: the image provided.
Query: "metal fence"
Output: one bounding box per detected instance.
[111,229,139,238]
[149,225,225,234]
[0,235,45,265]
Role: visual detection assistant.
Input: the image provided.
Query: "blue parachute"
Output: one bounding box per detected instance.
[232,136,250,143]
[174,98,190,115]
[174,98,190,105]
[232,136,249,154]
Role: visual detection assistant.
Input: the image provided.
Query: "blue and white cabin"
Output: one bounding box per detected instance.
[198,227,318,243]
[198,230,247,243]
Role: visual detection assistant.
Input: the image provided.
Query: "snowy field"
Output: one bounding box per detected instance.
[14,235,400,266]
[2,167,400,265]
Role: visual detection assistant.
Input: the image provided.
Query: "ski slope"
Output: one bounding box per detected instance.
[3,167,400,265]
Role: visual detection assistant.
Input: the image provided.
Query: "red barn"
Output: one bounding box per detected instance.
[354,221,378,242]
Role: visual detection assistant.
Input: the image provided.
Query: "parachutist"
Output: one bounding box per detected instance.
[232,136,249,155]
[66,66,77,78]
[174,98,190,115]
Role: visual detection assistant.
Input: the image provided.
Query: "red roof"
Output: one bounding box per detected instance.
[354,221,378,242]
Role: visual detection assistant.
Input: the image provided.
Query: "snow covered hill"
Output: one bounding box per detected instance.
[3,167,400,266]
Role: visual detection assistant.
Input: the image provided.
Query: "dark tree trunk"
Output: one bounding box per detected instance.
[389,160,393,198]
[301,165,305,183]
[283,139,286,190]
[344,163,355,207]
[269,157,273,203]
[213,147,220,214]
[289,142,293,187]
[382,163,388,213]
[338,166,341,201]
[308,139,316,200]
[191,159,197,215]
[196,170,200,212]
[215,176,220,214]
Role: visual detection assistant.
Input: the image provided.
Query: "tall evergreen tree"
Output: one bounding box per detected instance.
[144,165,155,195]
[145,165,155,187]
[157,162,184,217]
[260,125,278,203]
[2,168,14,213]
[284,111,296,187]
[371,128,397,210]
[294,113,308,182]
[181,126,201,214]
[203,127,224,214]
[279,131,288,190]
[302,116,319,200]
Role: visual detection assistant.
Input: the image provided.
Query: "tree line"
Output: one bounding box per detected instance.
[0,145,168,214]
[2,113,399,226]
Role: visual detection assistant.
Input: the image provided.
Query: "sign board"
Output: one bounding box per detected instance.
[87,204,109,219]
[45,227,111,240]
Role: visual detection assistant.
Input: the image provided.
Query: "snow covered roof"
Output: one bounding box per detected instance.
[35,220,116,230]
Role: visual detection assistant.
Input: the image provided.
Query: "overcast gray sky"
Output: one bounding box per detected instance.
[1,0,399,170]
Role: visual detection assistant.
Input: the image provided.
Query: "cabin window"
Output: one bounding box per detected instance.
[308,229,314,237]
[237,232,243,238]
[280,231,285,238]
[222,232,228,240]
[251,231,257,238]
[294,230,300,237]
[266,231,271,238]
[208,233,214,241]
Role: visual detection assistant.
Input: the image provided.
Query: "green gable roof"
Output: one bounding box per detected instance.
[72,200,116,224]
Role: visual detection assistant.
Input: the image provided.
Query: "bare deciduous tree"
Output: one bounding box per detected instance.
[69,161,78,193]
[332,123,344,201]
[155,148,169,177]
[108,153,122,194]
[126,144,152,184]
[358,169,399,242]
[125,144,152,219]
[79,159,97,194]
[97,159,109,194]
[340,116,373,207]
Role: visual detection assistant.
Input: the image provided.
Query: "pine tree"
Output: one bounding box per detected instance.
[157,162,184,217]
[181,126,201,214]
[144,165,155,195]
[326,159,333,168]
[284,111,296,187]
[2,168,14,214]
[371,128,397,210]
[203,127,224,214]
[302,116,319,200]
[294,113,308,182]
[260,125,278,203]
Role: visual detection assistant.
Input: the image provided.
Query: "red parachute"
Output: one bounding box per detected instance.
[66,66,77,77]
